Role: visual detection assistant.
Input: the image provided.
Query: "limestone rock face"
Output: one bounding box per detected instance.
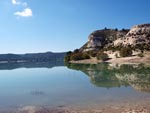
[86,33,105,51]
[114,24,150,46]
[79,23,150,52]
[80,29,128,52]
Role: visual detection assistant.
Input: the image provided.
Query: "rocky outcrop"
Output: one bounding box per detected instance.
[80,29,129,52]
[114,24,150,46]
[79,23,150,52]
[87,35,105,49]
[66,23,150,63]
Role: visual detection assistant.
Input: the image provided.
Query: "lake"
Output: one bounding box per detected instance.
[0,62,150,112]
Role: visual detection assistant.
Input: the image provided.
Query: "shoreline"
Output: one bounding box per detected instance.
[69,56,150,65]
[69,58,101,64]
[1,104,150,113]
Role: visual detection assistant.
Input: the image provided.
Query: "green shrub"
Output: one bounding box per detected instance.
[96,52,108,61]
[64,51,72,61]
[66,51,72,55]
[134,43,149,52]
[65,55,71,61]
[144,44,150,51]
[70,53,82,61]
[82,53,90,59]
[74,49,79,53]
[88,51,97,57]
[119,47,132,57]
[70,52,90,61]
[138,53,144,57]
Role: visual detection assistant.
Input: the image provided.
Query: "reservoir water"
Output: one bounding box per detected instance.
[0,62,149,111]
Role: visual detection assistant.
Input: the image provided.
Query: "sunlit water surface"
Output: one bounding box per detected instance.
[0,62,149,110]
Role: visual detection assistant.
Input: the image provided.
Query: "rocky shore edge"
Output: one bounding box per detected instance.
[1,105,150,113]
[69,55,150,65]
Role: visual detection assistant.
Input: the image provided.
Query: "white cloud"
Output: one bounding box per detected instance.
[12,0,20,5]
[14,8,32,17]
[12,0,33,18]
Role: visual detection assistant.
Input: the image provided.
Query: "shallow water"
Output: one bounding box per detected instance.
[0,62,150,110]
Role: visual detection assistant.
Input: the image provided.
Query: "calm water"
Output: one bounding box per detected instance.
[0,62,150,110]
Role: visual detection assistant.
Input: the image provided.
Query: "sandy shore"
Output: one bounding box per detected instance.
[69,56,150,65]
[69,58,101,64]
[1,105,150,113]
[106,56,150,64]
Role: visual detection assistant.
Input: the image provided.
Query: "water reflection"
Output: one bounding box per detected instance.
[66,63,150,92]
[0,61,64,70]
[0,61,150,93]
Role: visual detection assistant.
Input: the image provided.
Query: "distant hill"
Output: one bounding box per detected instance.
[0,52,66,63]
[0,61,64,70]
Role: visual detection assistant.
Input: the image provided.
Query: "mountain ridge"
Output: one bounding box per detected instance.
[0,51,66,63]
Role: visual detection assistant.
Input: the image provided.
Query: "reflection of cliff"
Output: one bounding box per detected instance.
[66,63,150,92]
[114,65,150,92]
[66,63,128,88]
[129,82,150,92]
[0,61,64,70]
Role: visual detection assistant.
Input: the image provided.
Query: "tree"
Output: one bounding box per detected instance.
[121,28,126,31]
[66,51,72,55]
[104,27,108,30]
[74,49,79,53]
[70,52,90,61]
[64,51,72,61]
[82,52,90,59]
[65,55,71,62]
[119,47,132,57]
[96,52,108,61]
[88,51,97,57]
[115,28,118,31]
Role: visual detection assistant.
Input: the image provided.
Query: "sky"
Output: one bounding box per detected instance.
[0,0,150,54]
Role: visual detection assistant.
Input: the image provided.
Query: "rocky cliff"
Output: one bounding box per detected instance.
[80,29,129,52]
[114,24,150,46]
[65,23,150,62]
[80,23,150,52]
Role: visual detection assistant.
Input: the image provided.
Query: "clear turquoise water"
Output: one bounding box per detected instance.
[0,62,149,109]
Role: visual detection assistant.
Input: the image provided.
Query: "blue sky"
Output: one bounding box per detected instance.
[0,0,150,54]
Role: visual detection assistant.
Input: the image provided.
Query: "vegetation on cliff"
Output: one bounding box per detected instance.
[65,51,90,61]
[65,23,150,63]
